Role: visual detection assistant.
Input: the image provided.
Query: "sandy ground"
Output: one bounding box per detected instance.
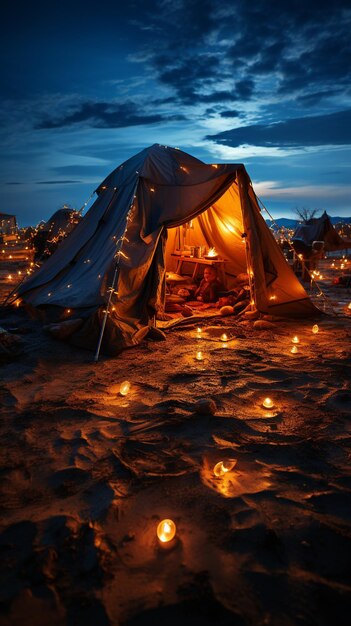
[1,258,351,626]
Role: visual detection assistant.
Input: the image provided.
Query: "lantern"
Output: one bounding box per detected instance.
[196,351,204,361]
[291,345,298,354]
[157,519,176,543]
[220,333,228,342]
[119,381,131,396]
[196,327,202,337]
[262,397,274,409]
[312,324,319,334]
[292,336,299,344]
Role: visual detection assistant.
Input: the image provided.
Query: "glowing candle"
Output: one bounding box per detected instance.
[207,247,218,258]
[312,324,319,334]
[292,336,299,344]
[119,381,131,396]
[213,459,237,477]
[220,333,228,342]
[196,327,202,336]
[157,519,176,543]
[196,351,204,361]
[291,345,298,354]
[262,397,274,409]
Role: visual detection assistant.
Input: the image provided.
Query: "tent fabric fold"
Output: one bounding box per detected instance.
[18,144,319,355]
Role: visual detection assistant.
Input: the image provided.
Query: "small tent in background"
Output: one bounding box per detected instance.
[292,211,351,255]
[32,206,81,259]
[18,144,318,355]
[0,212,17,236]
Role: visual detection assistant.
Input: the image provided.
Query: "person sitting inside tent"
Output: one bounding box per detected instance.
[194,266,226,303]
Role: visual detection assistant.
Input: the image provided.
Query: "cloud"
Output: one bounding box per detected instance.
[253,181,351,200]
[220,110,241,118]
[36,180,81,185]
[36,101,185,130]
[207,110,351,148]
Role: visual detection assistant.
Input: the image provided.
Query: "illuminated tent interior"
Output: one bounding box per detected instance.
[18,144,318,355]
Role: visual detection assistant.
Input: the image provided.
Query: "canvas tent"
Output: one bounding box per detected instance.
[42,206,81,239]
[0,212,17,235]
[18,144,317,355]
[33,206,81,259]
[292,211,351,253]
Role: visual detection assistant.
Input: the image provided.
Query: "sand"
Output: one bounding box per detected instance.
[1,260,351,626]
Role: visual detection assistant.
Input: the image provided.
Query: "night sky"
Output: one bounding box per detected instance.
[1,0,350,225]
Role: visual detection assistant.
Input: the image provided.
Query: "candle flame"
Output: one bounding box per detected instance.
[291,345,298,354]
[213,459,237,477]
[207,247,218,258]
[157,519,176,543]
[292,336,299,344]
[262,397,274,409]
[119,381,131,396]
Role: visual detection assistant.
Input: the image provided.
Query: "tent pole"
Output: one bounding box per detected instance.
[93,265,119,362]
[237,171,255,310]
[242,233,254,310]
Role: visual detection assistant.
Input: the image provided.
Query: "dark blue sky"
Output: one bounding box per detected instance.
[1,0,350,225]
